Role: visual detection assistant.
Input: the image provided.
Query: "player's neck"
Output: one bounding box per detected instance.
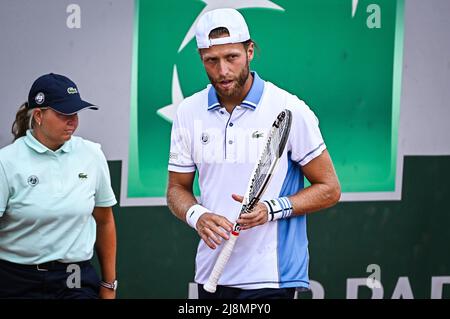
[32,128,65,151]
[220,73,254,114]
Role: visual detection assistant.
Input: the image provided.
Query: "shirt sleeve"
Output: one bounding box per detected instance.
[94,146,117,207]
[168,106,196,173]
[287,96,327,166]
[0,161,9,216]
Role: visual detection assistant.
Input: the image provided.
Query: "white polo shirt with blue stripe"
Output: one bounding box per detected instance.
[0,130,117,264]
[169,72,326,290]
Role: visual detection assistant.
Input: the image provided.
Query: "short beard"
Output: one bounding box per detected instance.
[208,61,250,99]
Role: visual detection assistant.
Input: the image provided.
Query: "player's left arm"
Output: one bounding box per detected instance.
[93,206,117,299]
[289,149,341,215]
[236,149,340,229]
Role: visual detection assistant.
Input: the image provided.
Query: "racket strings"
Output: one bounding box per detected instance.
[247,112,289,203]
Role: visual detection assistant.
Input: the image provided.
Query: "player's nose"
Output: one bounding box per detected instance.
[217,60,230,77]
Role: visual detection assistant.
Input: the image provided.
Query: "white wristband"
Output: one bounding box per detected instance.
[186,204,209,230]
[263,197,294,221]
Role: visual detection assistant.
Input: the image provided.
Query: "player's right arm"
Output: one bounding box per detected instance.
[167,171,233,249]
[166,171,197,222]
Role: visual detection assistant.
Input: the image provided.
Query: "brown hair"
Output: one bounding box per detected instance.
[197,27,258,59]
[11,102,34,141]
[208,27,255,51]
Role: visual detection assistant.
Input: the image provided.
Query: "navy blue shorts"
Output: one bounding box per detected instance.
[198,284,296,299]
[0,259,100,299]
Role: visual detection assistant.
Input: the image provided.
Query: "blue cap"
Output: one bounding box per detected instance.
[27,73,97,115]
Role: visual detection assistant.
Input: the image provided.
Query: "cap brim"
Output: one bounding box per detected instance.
[49,99,98,115]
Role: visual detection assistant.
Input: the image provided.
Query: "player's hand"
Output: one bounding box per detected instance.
[232,194,268,230]
[196,213,233,249]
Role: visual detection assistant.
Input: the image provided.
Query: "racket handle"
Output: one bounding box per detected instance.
[203,231,239,293]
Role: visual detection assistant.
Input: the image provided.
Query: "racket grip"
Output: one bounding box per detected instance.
[203,232,239,293]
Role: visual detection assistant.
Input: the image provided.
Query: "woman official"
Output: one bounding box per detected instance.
[0,73,118,299]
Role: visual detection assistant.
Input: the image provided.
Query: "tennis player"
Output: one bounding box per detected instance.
[167,8,340,299]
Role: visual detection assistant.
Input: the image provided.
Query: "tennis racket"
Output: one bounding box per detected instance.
[203,109,292,293]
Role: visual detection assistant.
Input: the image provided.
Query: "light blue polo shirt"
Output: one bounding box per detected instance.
[0,130,117,264]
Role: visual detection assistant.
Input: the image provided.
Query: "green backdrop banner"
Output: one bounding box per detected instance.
[127,0,404,203]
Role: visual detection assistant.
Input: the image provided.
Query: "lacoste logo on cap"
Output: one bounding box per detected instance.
[35,92,45,105]
[67,87,78,94]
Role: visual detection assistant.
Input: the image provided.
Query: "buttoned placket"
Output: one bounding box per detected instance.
[47,150,64,197]
[222,106,247,162]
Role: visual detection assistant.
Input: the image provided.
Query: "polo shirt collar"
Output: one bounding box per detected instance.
[207,71,265,111]
[24,130,73,154]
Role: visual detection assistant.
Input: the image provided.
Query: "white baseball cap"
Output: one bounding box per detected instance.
[195,8,251,49]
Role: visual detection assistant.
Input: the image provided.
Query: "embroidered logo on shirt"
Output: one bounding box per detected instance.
[201,133,210,145]
[252,131,264,138]
[27,175,39,187]
[169,152,178,160]
[78,173,88,179]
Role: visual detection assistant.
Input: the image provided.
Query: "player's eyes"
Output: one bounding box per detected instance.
[205,57,217,64]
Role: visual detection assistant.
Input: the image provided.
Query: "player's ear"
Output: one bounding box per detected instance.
[246,42,254,62]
